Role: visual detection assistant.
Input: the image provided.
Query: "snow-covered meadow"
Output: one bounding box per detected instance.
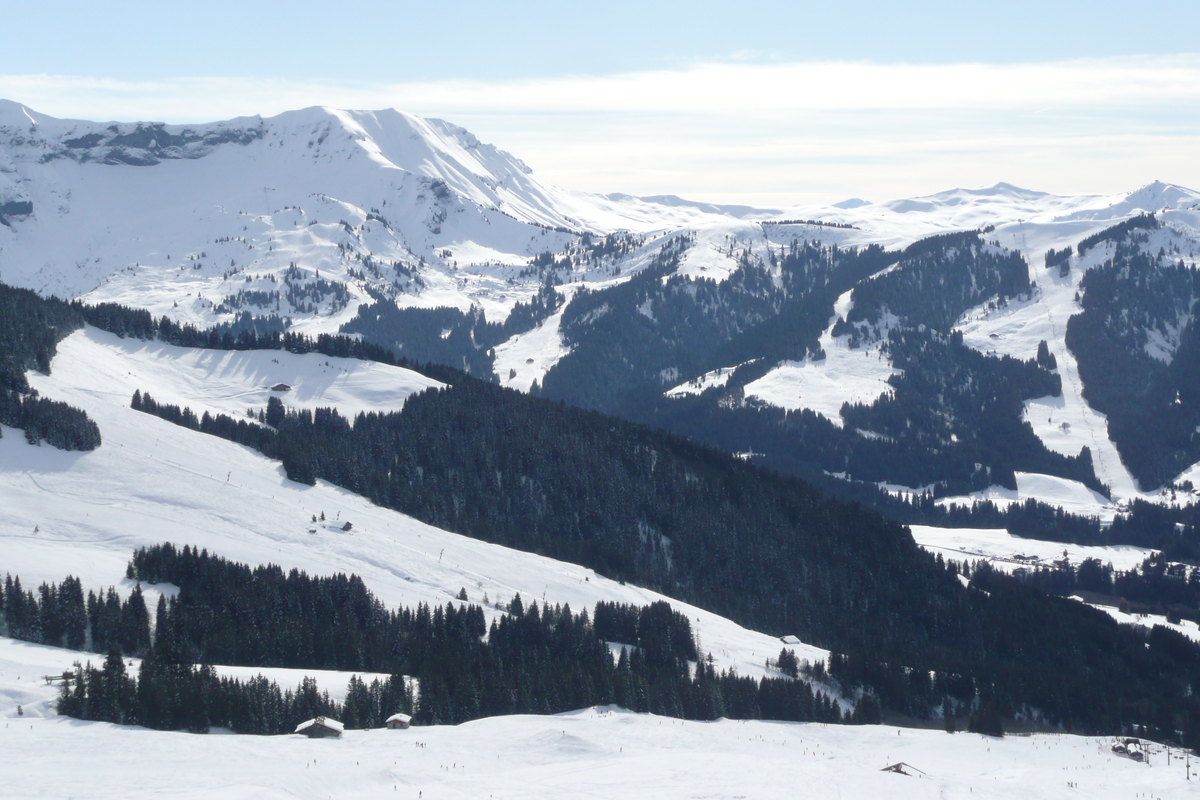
[0,693,1190,800]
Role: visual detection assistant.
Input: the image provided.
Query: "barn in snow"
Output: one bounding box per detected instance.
[294,716,344,738]
[385,713,412,730]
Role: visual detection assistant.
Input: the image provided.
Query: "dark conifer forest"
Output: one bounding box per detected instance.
[4,548,847,734]
[1066,215,1200,488]
[0,283,100,450]
[5,543,1200,744]
[125,388,1200,744]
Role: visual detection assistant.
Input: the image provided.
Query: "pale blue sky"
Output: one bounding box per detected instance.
[10,1,1198,80]
[4,1,1199,204]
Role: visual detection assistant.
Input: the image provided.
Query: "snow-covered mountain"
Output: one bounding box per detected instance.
[0,100,745,326]
[5,102,1200,792]
[5,99,1200,512]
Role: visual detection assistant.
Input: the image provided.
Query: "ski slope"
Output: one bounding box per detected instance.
[741,289,898,426]
[0,327,826,684]
[0,693,1190,800]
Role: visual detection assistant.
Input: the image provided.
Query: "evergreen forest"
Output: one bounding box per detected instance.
[1066,215,1200,488]
[3,547,848,734]
[127,388,1200,744]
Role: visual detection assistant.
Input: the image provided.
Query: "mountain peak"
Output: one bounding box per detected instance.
[1123,180,1200,209]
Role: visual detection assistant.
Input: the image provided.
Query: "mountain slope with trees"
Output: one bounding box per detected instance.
[1067,215,1200,488]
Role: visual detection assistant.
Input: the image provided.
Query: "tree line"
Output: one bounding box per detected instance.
[4,545,852,733]
[0,282,101,450]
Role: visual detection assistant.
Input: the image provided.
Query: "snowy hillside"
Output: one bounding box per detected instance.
[2,688,1192,800]
[2,262,1199,797]
[0,326,825,682]
[0,100,746,329]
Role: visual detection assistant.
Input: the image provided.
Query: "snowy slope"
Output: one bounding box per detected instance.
[0,100,753,332]
[737,183,1200,507]
[946,198,1200,505]
[909,525,1154,574]
[0,327,826,683]
[741,288,898,425]
[0,693,1191,800]
[67,326,444,420]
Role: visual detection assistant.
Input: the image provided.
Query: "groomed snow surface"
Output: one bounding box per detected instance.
[1,693,1191,799]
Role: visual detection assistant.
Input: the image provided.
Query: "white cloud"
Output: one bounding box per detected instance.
[2,56,1198,205]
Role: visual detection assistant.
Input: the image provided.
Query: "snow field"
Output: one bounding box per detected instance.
[52,326,444,421]
[741,289,898,426]
[0,698,1189,800]
[908,525,1155,575]
[672,222,758,283]
[1083,603,1200,644]
[929,471,1116,522]
[664,362,749,398]
[492,285,581,393]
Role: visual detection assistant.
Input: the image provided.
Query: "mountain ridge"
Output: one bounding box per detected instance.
[4,99,1200,510]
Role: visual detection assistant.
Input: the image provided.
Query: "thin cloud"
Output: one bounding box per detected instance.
[4,56,1199,121]
[1,56,1197,205]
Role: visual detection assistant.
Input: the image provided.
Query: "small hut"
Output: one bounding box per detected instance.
[295,716,344,738]
[271,383,292,392]
[385,713,412,730]
[340,521,353,532]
